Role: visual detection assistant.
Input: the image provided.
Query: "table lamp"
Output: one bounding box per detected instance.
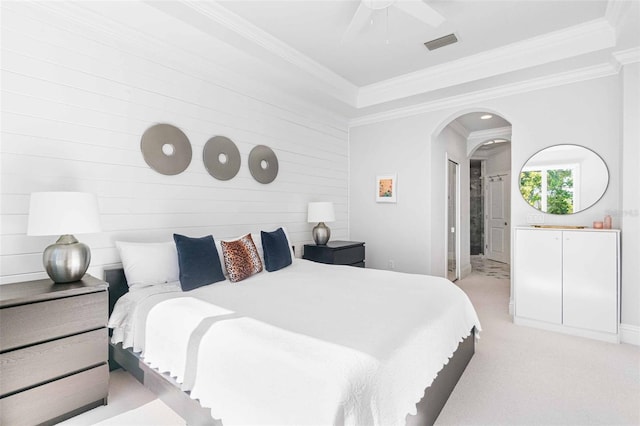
[307,202,335,245]
[27,192,101,283]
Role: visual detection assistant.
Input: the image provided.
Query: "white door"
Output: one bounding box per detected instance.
[514,229,563,324]
[486,174,510,263]
[563,231,618,333]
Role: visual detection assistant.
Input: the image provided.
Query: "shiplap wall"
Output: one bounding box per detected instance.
[0,2,349,284]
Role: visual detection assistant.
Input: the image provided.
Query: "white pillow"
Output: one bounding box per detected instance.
[115,241,179,290]
[279,226,296,260]
[251,232,264,263]
[214,239,228,276]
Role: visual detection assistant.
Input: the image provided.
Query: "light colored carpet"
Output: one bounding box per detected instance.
[63,270,639,425]
[91,400,182,426]
[436,271,640,425]
[58,369,185,426]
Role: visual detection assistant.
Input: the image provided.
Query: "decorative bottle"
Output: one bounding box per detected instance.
[604,215,612,229]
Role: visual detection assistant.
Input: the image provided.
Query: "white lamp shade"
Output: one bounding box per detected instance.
[27,192,102,236]
[307,202,335,223]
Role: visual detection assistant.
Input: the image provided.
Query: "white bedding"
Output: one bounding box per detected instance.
[109,259,481,426]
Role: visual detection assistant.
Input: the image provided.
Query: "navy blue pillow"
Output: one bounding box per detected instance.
[173,234,225,291]
[261,228,292,272]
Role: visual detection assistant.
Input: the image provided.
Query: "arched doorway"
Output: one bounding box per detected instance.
[432,110,512,280]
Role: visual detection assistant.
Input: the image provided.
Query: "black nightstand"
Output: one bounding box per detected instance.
[303,241,365,267]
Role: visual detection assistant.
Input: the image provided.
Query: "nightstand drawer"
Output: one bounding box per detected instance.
[0,328,107,396]
[0,364,109,426]
[303,241,365,266]
[332,245,365,265]
[0,291,107,351]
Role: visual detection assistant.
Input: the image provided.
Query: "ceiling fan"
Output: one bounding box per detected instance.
[343,0,445,42]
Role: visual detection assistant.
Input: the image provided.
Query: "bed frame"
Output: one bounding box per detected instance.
[105,267,475,426]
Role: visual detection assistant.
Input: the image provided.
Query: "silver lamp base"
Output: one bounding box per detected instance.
[43,234,91,283]
[312,222,331,245]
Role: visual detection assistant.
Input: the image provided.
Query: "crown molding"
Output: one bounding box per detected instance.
[467,127,512,156]
[172,2,620,111]
[22,0,634,120]
[21,1,351,129]
[613,47,640,65]
[349,60,619,128]
[357,19,616,108]
[468,126,512,142]
[180,0,358,106]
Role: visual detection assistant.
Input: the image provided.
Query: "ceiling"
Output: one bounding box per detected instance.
[454,112,510,133]
[85,0,637,121]
[145,0,638,115]
[217,0,609,86]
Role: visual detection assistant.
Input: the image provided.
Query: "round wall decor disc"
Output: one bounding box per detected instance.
[140,124,192,175]
[248,145,278,184]
[203,136,241,181]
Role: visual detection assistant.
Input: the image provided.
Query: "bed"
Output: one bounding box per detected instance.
[106,235,480,426]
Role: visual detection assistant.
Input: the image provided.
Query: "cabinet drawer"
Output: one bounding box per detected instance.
[0,291,107,351]
[0,364,108,426]
[0,328,107,396]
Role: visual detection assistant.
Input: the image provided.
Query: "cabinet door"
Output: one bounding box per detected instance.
[563,231,618,333]
[514,229,562,324]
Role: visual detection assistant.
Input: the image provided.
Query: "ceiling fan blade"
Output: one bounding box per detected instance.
[393,0,445,28]
[342,2,374,43]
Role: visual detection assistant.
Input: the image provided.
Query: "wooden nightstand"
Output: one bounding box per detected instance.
[0,274,109,425]
[303,241,365,267]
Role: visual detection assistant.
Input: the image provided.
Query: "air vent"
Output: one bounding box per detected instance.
[424,33,458,51]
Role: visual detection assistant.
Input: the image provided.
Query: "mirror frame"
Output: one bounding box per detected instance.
[519,144,609,215]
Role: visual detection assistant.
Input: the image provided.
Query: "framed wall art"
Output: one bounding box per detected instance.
[376,174,397,203]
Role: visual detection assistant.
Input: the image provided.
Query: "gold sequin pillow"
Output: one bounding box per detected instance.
[221,234,263,283]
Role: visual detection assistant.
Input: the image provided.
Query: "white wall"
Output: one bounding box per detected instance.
[349,116,431,273]
[350,74,636,324]
[0,2,349,284]
[506,78,621,228]
[485,144,511,177]
[620,62,640,328]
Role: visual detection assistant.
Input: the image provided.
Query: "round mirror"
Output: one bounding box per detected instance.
[519,144,608,215]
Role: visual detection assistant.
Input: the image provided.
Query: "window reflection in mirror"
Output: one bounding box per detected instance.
[519,145,608,215]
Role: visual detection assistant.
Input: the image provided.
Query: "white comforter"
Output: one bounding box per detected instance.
[109,259,481,426]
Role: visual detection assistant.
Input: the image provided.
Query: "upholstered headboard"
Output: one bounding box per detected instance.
[105,267,128,317]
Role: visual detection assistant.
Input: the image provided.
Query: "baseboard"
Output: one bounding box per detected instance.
[620,323,640,346]
[514,317,620,343]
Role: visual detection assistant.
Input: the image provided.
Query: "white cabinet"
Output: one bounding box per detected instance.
[514,229,563,324]
[514,227,619,342]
